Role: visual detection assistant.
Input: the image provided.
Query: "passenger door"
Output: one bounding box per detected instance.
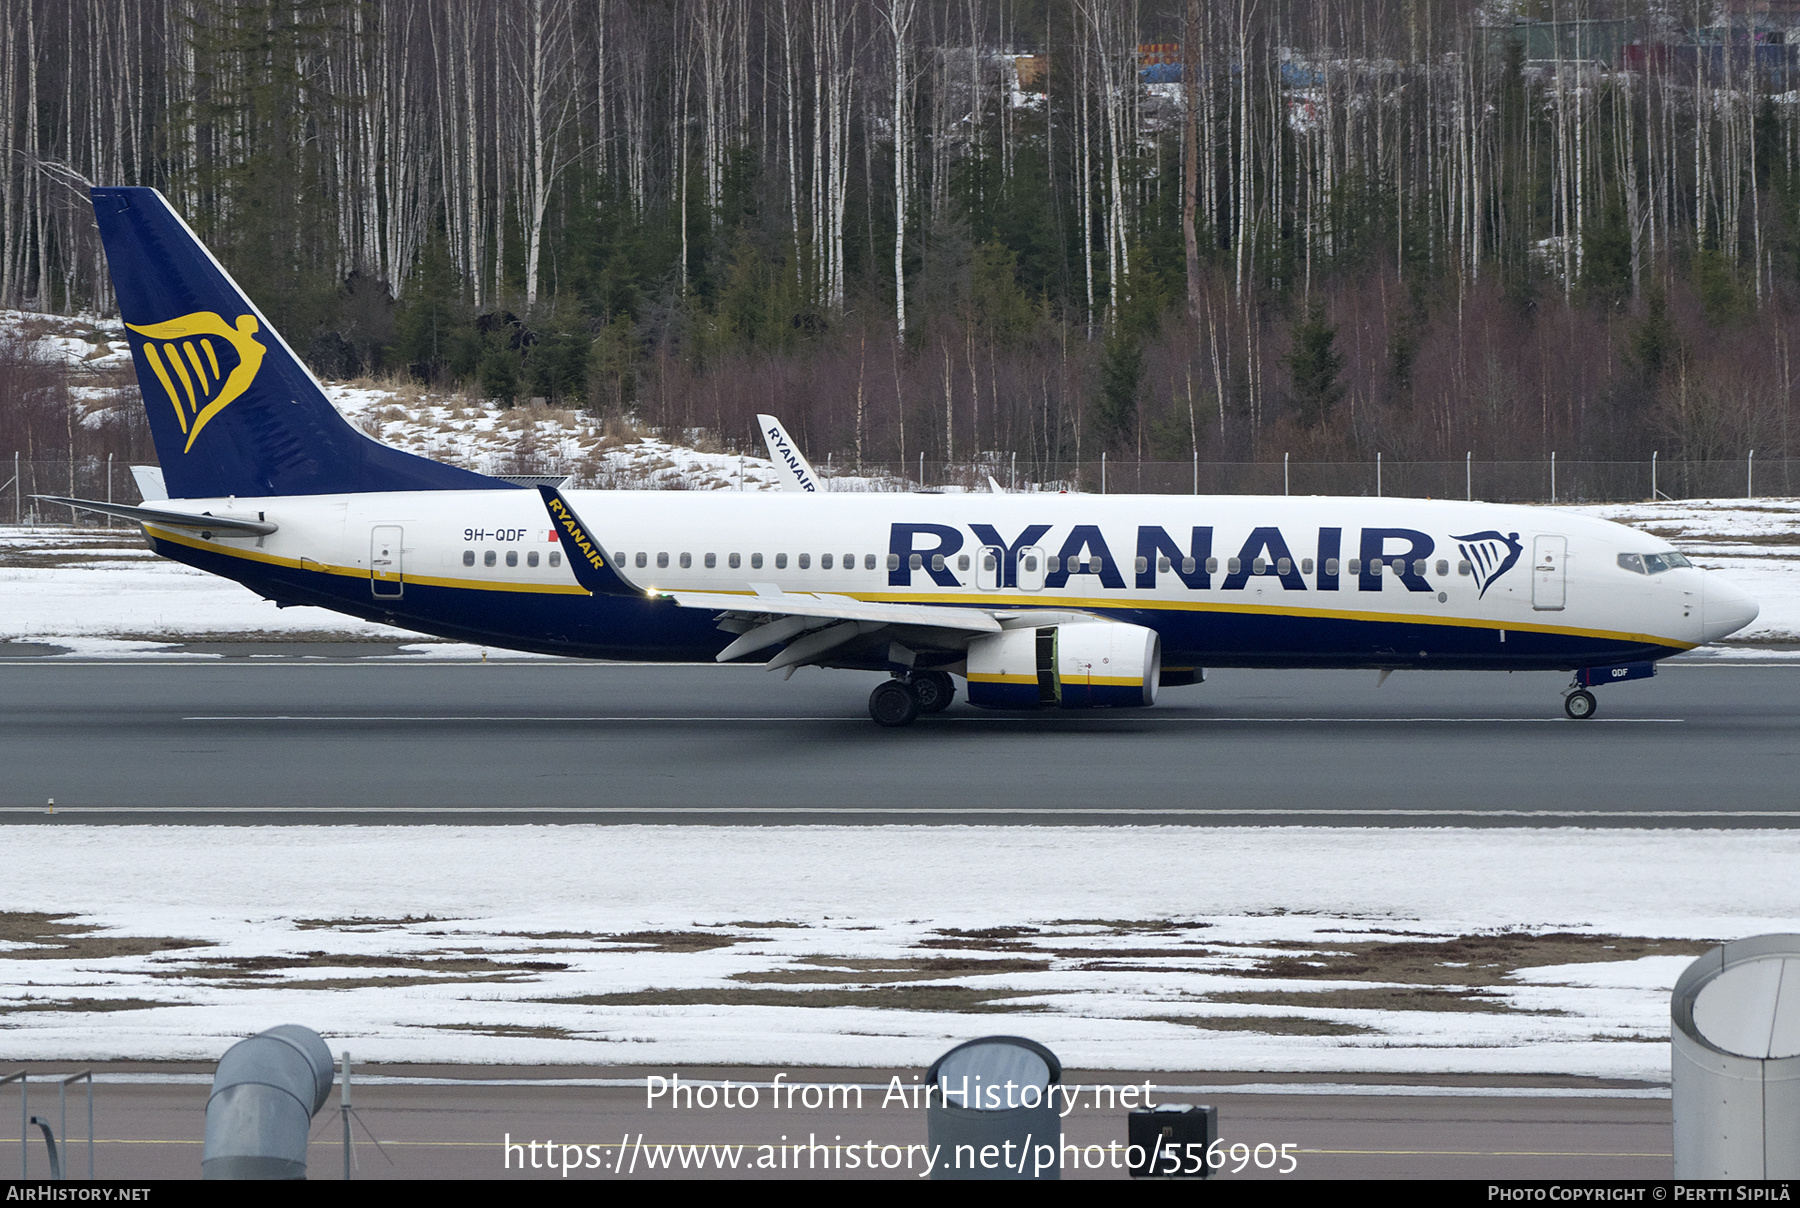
[1532,535,1566,611]
[976,545,1003,591]
[1016,545,1046,592]
[371,525,404,599]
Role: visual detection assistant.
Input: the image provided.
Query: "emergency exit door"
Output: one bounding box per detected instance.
[371,525,404,598]
[1532,534,1566,611]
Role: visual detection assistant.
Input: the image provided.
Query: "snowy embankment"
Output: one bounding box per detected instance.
[0,825,1790,1076]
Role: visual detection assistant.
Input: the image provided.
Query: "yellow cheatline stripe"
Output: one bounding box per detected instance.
[692,588,1690,651]
[140,343,187,435]
[145,527,589,596]
[163,341,199,411]
[1070,675,1147,687]
[967,673,1036,685]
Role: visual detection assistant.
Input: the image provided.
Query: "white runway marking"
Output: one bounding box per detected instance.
[5,805,1792,818]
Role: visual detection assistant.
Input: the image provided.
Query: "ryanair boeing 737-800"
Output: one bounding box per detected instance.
[41,187,1760,726]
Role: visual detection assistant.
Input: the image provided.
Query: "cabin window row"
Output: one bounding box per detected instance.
[463,549,563,569]
[543,549,1481,580]
[1127,555,1474,578]
[623,552,885,571]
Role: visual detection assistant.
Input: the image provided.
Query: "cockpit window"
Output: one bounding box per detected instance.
[1619,550,1693,575]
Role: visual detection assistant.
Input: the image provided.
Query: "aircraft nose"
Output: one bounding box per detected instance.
[1701,572,1760,643]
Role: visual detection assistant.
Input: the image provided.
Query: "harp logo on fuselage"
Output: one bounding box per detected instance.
[125,311,267,453]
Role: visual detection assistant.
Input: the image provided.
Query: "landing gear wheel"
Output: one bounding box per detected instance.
[869,680,920,728]
[910,671,955,714]
[1564,690,1597,720]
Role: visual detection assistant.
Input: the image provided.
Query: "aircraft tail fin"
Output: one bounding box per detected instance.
[90,186,510,500]
[756,414,822,493]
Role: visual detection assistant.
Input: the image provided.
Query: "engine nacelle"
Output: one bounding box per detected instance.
[965,621,1160,709]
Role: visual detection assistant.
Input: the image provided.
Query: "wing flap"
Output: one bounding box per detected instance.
[664,589,1002,633]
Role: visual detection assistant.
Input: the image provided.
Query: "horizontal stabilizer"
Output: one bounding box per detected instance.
[35,495,277,536]
[663,589,1001,634]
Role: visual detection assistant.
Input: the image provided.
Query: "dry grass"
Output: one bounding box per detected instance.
[599,930,770,952]
[1228,932,1711,986]
[1204,987,1552,1015]
[2,997,174,1014]
[1149,1015,1374,1036]
[536,986,1051,1013]
[145,952,567,983]
[733,957,1052,985]
[294,915,452,931]
[432,1023,574,1040]
[0,912,211,961]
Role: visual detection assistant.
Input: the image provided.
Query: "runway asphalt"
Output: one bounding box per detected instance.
[1,654,1793,824]
[9,1065,1674,1181]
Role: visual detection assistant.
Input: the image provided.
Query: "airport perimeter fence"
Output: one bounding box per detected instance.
[786,453,1792,503]
[4,453,1793,527]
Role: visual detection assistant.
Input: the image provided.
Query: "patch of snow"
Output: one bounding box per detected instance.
[0,825,1789,1073]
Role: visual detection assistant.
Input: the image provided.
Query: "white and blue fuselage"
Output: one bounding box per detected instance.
[137,488,1753,672]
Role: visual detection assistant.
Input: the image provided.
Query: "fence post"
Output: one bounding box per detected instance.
[1284,452,1290,496]
[1551,451,1557,503]
[13,453,18,525]
[1653,450,1659,501]
[1101,452,1107,495]
[1376,452,1382,498]
[1010,451,1016,491]
[4,1071,25,1176]
[1466,451,1472,501]
[59,1071,92,1180]
[1748,449,1755,499]
[918,451,923,487]
[1192,450,1197,495]
[107,455,114,527]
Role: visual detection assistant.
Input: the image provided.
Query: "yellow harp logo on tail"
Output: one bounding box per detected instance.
[125,312,267,453]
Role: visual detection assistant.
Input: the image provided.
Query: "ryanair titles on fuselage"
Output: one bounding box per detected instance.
[884,521,1525,595]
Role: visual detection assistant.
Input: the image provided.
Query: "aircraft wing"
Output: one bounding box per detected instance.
[663,589,1000,633]
[662,590,1000,670]
[756,413,822,493]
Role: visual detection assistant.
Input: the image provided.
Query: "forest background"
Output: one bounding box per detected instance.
[3,0,1799,488]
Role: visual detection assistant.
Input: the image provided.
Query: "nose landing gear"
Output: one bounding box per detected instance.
[1562,660,1658,720]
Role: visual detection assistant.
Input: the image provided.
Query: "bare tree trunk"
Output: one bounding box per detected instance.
[1182,0,1200,324]
[886,0,916,341]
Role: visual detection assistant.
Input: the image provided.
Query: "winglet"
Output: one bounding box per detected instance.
[756,413,822,493]
[538,486,640,596]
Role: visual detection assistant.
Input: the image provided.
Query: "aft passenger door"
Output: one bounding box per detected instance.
[1532,535,1566,611]
[1016,546,1046,592]
[371,525,404,598]
[976,545,1003,591]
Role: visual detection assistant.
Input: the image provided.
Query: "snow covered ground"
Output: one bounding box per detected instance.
[1,825,1790,1076]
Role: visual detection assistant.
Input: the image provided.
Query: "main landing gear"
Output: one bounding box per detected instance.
[868,671,956,728]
